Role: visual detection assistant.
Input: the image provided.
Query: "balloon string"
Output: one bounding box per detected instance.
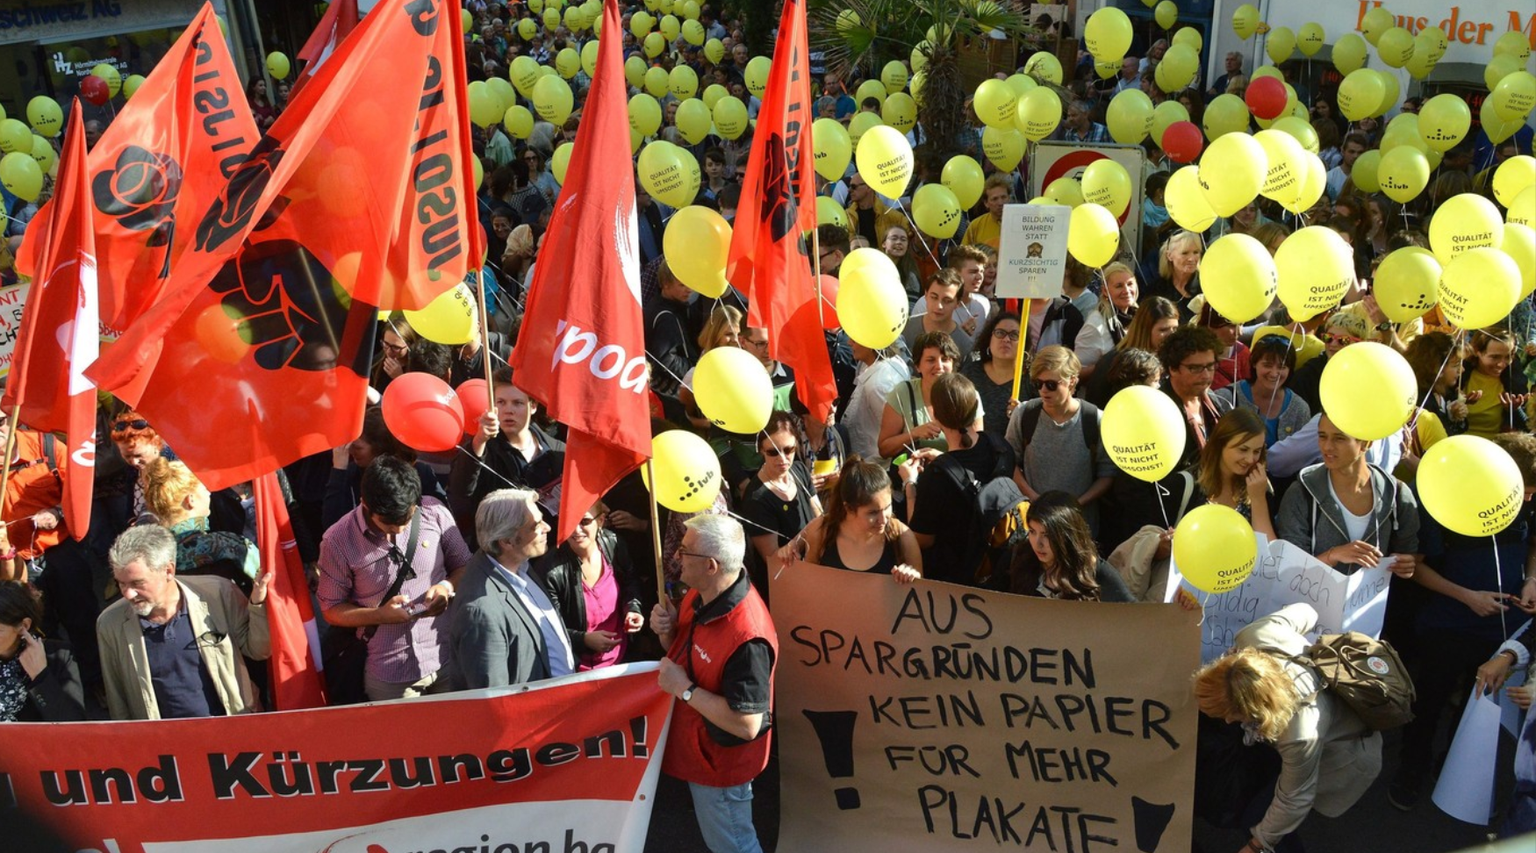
[453,445,529,492]
[1406,327,1464,434]
[892,198,945,270]
[1493,535,1509,643]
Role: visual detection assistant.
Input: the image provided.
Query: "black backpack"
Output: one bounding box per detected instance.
[1015,399,1102,459]
[932,433,1028,586]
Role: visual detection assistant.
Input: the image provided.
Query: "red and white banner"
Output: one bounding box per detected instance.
[0,665,670,853]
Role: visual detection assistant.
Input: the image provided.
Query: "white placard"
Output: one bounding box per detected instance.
[994,203,1069,299]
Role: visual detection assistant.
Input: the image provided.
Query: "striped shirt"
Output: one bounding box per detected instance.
[317,498,471,683]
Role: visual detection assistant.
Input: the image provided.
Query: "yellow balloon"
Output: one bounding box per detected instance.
[713,96,748,140]
[1270,115,1318,153]
[1492,71,1536,123]
[1103,385,1186,482]
[642,65,668,98]
[1046,177,1084,208]
[555,47,581,79]
[1417,436,1525,537]
[912,184,962,239]
[122,74,145,100]
[1378,146,1430,204]
[1085,6,1133,60]
[1511,187,1536,229]
[745,57,771,98]
[1503,224,1536,299]
[1494,156,1536,209]
[659,13,680,41]
[644,430,723,513]
[839,248,909,349]
[503,105,534,139]
[1024,51,1063,85]
[1406,34,1440,80]
[1337,69,1385,122]
[704,38,724,64]
[1016,87,1061,141]
[1231,3,1260,40]
[1276,226,1353,321]
[672,99,709,145]
[25,97,62,138]
[510,56,541,97]
[665,206,732,297]
[1420,26,1451,61]
[1106,89,1154,145]
[1429,193,1503,265]
[1173,504,1258,594]
[1004,73,1036,98]
[1068,203,1120,267]
[545,8,563,31]
[532,76,574,126]
[847,111,882,148]
[882,92,917,133]
[817,196,849,229]
[694,347,772,433]
[1298,22,1325,56]
[974,79,1019,130]
[855,125,913,199]
[1172,26,1202,53]
[0,152,42,202]
[90,63,121,97]
[551,142,573,184]
[1166,166,1217,231]
[1197,133,1266,217]
[1199,234,1277,324]
[486,77,516,114]
[1203,94,1250,139]
[1265,26,1296,64]
[638,141,700,208]
[1374,247,1442,322]
[1,119,32,154]
[881,60,908,95]
[518,17,537,40]
[1376,27,1415,68]
[629,93,662,138]
[623,55,647,90]
[1484,54,1522,94]
[702,83,728,111]
[643,31,665,57]
[854,79,886,109]
[680,17,704,44]
[1375,72,1400,119]
[941,155,984,208]
[911,42,931,75]
[1333,33,1368,75]
[1319,342,1418,441]
[1253,129,1306,204]
[1495,30,1533,62]
[1154,0,1178,31]
[1082,159,1132,217]
[1347,149,1381,194]
[404,282,476,345]
[1483,97,1525,146]
[467,81,501,128]
[1439,248,1521,330]
[28,135,54,175]
[1361,6,1394,45]
[1280,152,1327,215]
[1151,100,1189,146]
[812,118,852,182]
[668,65,698,100]
[982,126,1025,171]
[1158,43,1199,91]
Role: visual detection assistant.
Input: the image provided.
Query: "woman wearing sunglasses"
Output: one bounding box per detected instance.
[740,412,822,595]
[1285,312,1369,417]
[535,501,643,671]
[1006,346,1114,534]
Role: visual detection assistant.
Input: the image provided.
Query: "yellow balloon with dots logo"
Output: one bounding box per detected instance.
[1373,247,1442,323]
[1417,94,1470,153]
[1417,436,1525,537]
[1173,504,1257,594]
[1103,385,1186,483]
[816,196,848,230]
[644,430,723,513]
[1319,342,1419,440]
[1377,146,1430,204]
[912,183,962,239]
[838,248,908,349]
[1199,234,1277,324]
[694,347,773,434]
[813,118,852,182]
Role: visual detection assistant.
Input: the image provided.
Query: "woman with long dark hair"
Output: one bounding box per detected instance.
[0,582,86,722]
[960,312,1023,442]
[990,491,1132,601]
[778,458,920,583]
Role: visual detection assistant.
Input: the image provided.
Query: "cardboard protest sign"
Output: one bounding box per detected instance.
[0,283,29,379]
[1167,535,1394,662]
[775,562,1199,852]
[0,664,670,853]
[995,203,1070,299]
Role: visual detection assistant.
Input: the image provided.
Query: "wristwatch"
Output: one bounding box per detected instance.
[681,683,698,703]
[1375,321,1394,333]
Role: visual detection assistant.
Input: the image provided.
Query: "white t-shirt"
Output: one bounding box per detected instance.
[1327,477,1374,543]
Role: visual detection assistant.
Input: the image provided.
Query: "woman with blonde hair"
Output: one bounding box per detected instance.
[142,458,259,596]
[1084,296,1181,407]
[1193,603,1382,853]
[1075,262,1139,376]
[680,304,744,429]
[1146,230,1202,322]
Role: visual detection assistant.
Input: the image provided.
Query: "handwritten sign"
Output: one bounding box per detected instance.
[1167,535,1394,662]
[995,204,1069,299]
[0,283,30,379]
[776,562,1199,852]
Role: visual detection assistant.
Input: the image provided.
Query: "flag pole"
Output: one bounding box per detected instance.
[646,459,666,607]
[1011,298,1031,400]
[0,408,21,582]
[810,222,824,327]
[474,268,495,411]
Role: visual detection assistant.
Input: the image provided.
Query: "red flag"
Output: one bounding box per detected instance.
[509,0,650,542]
[254,470,326,709]
[0,107,98,539]
[86,0,480,489]
[292,0,360,95]
[15,3,258,336]
[724,0,836,422]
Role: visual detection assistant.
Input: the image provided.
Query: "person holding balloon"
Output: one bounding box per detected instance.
[987,491,1133,602]
[1222,335,1312,449]
[1158,325,1234,470]
[1274,412,1418,579]
[1190,409,1277,539]
[1145,230,1202,323]
[679,305,744,430]
[449,369,566,548]
[1193,602,1384,853]
[1388,431,1536,811]
[775,458,920,583]
[1459,327,1529,438]
[878,332,981,464]
[740,412,822,588]
[1074,262,1139,378]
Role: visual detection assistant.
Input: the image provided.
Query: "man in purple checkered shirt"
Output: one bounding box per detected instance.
[318,456,472,701]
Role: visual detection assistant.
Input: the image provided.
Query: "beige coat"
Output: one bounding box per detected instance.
[1236,603,1382,849]
[97,575,270,721]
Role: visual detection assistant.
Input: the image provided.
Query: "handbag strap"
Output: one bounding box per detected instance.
[361,509,423,641]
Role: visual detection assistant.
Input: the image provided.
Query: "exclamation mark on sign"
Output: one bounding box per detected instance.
[802,709,860,810]
[1131,796,1176,852]
[631,715,649,759]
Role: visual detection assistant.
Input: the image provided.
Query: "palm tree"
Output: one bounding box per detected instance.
[809,0,1036,160]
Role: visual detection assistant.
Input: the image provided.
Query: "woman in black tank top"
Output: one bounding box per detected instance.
[778,458,922,583]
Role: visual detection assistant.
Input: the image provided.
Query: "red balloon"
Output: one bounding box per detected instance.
[382,372,465,453]
[455,378,491,435]
[80,75,110,106]
[817,274,841,330]
[1163,121,1205,163]
[1245,76,1287,120]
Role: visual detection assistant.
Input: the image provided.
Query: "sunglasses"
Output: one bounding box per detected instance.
[993,329,1020,341]
[1035,379,1064,392]
[577,516,599,528]
[113,419,150,432]
[762,444,798,457]
[1321,333,1361,345]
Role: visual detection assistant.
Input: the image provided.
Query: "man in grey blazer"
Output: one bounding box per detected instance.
[450,488,574,688]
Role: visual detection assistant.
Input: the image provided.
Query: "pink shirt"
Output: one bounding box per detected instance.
[580,556,625,670]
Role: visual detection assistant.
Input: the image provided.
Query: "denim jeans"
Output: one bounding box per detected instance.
[688,780,762,853]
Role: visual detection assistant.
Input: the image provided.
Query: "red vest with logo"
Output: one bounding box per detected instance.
[661,582,778,787]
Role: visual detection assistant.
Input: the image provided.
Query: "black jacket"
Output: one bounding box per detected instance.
[533,529,642,660]
[5,640,87,722]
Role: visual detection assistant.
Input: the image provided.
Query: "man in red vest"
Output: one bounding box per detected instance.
[652,514,778,853]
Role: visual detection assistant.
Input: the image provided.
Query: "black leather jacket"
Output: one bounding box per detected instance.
[533,528,642,654]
